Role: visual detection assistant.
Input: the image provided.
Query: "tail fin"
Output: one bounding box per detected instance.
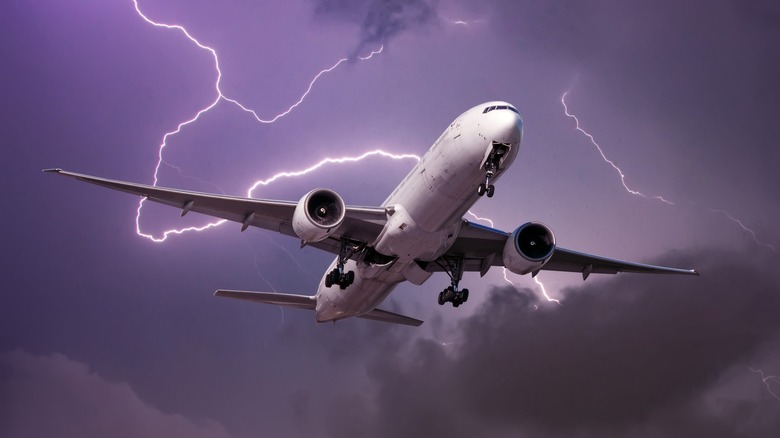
[214,290,423,327]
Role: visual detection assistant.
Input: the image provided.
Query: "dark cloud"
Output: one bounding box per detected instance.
[321,249,780,437]
[0,351,230,438]
[312,0,439,55]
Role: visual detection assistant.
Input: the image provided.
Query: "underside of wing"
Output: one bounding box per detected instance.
[45,169,387,255]
[543,247,699,276]
[418,220,508,276]
[430,220,698,278]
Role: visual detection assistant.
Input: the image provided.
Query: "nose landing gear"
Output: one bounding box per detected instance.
[478,143,509,198]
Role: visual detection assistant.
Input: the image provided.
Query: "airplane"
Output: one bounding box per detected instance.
[45,101,698,327]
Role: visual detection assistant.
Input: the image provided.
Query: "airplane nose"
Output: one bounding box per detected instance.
[488,109,523,144]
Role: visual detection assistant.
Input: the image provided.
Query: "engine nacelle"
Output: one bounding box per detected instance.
[503,222,556,275]
[292,188,346,243]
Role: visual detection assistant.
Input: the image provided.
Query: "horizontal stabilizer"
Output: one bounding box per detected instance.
[215,289,422,327]
[215,290,316,310]
[357,308,423,327]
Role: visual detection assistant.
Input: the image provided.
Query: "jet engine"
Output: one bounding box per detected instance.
[292,188,346,243]
[502,222,556,275]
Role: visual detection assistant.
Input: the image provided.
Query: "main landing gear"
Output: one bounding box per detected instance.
[325,269,354,290]
[436,256,469,307]
[325,239,361,290]
[477,143,509,198]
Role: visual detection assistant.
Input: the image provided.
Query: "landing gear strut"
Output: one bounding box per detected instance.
[435,256,469,307]
[325,239,361,290]
[478,143,509,198]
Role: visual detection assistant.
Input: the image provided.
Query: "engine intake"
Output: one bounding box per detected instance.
[503,222,556,275]
[292,188,346,242]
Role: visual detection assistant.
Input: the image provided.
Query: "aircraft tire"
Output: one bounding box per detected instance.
[444,286,455,301]
[486,185,495,198]
[477,183,486,196]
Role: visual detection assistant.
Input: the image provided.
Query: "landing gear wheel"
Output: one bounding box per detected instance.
[452,299,461,308]
[438,291,446,305]
[444,286,455,302]
[477,183,486,196]
[461,288,469,303]
[347,271,355,285]
[486,185,495,198]
[326,269,345,288]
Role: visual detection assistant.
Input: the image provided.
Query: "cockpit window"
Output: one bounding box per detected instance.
[483,105,519,115]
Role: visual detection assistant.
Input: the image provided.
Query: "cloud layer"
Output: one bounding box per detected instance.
[313,0,439,55]
[0,351,230,438]
[321,249,780,437]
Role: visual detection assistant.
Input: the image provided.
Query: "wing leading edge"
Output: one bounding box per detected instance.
[432,220,698,278]
[44,168,387,254]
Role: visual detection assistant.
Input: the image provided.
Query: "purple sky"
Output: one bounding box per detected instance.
[3,0,780,436]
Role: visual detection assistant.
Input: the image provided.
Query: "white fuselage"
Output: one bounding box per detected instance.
[314,102,523,322]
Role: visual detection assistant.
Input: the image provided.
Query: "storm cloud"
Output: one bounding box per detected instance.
[0,351,230,438]
[321,249,780,437]
[312,0,439,55]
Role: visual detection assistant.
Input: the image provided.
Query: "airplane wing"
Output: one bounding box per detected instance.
[426,220,698,278]
[44,169,387,254]
[215,290,423,326]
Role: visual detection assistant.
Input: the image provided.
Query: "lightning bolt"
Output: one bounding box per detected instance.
[140,151,420,243]
[561,91,674,205]
[129,0,384,242]
[562,89,778,254]
[748,367,780,402]
[246,150,420,197]
[709,209,778,253]
[440,16,486,27]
